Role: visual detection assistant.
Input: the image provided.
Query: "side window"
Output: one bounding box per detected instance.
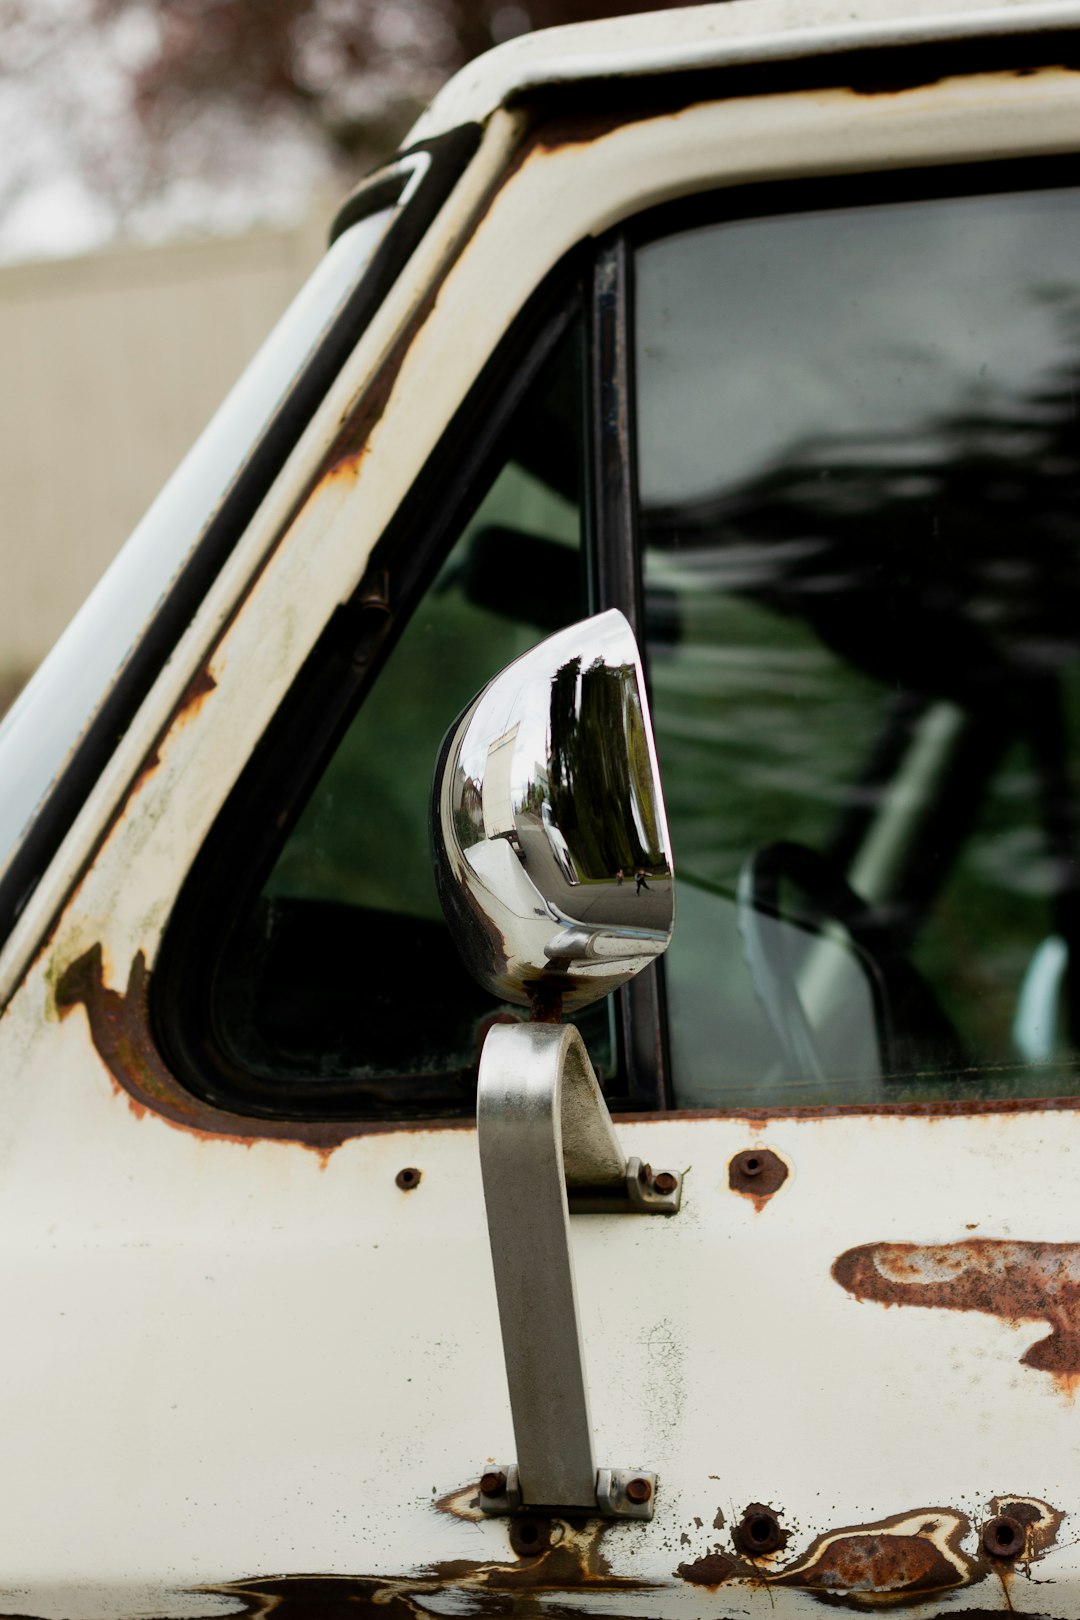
[169,306,615,1115]
[636,178,1080,1107]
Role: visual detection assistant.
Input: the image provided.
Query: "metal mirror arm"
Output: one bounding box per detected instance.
[476,1020,681,1521]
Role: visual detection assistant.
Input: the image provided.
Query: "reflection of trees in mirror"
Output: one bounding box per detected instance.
[547,656,666,880]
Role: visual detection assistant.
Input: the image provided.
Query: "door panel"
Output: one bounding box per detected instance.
[3,66,1080,1620]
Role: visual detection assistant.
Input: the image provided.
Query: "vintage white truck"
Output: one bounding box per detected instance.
[1,0,1080,1613]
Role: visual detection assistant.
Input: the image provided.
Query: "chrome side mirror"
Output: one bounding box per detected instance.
[433,611,682,1523]
[432,608,674,1018]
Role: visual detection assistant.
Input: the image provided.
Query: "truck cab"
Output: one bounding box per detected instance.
[2,1,1080,1613]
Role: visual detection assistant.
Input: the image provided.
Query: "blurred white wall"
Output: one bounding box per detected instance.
[0,209,332,706]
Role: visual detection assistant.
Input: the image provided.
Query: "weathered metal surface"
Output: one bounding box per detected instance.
[406,0,1080,147]
[733,1503,789,1557]
[671,1497,1066,1606]
[54,942,472,1152]
[775,1508,972,1604]
[834,1240,1080,1383]
[199,1522,653,1619]
[1,46,1080,1620]
[729,1147,789,1208]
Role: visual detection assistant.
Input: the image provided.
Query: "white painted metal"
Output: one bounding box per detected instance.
[407,0,1080,144]
[0,21,1077,1620]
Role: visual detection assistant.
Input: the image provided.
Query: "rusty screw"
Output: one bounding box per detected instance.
[654,1171,678,1195]
[734,1504,786,1557]
[737,1152,763,1178]
[396,1167,422,1191]
[479,1470,506,1498]
[625,1476,653,1505]
[984,1514,1024,1560]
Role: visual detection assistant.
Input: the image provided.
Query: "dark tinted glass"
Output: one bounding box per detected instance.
[637,183,1080,1106]
[213,317,614,1111]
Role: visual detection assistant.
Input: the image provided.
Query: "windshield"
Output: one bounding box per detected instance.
[0,155,427,917]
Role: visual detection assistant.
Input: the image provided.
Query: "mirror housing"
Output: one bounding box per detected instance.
[433,609,673,1016]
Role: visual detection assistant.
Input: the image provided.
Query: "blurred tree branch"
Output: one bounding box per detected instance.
[0,0,699,256]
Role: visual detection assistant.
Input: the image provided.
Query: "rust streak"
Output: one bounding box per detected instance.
[175,664,217,721]
[55,943,474,1154]
[834,1240,1080,1386]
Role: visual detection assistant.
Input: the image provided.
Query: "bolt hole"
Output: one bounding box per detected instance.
[984,1516,1023,1559]
[396,1167,421,1191]
[746,1157,760,1171]
[509,1516,551,1558]
[750,1516,772,1543]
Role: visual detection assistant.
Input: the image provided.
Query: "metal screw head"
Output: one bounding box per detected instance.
[396,1167,422,1190]
[984,1514,1024,1559]
[625,1476,653,1504]
[737,1152,763,1178]
[653,1170,678,1195]
[479,1470,507,1498]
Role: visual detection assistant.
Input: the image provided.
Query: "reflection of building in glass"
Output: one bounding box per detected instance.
[482,724,519,840]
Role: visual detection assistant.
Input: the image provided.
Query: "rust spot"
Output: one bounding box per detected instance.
[733,1503,789,1558]
[834,1240,1080,1386]
[55,943,474,1155]
[527,982,564,1023]
[675,1550,737,1587]
[729,1146,789,1210]
[509,1516,552,1558]
[982,1513,1023,1560]
[988,1495,1064,1563]
[176,665,217,720]
[776,1507,973,1606]
[129,747,161,799]
[428,1489,654,1600]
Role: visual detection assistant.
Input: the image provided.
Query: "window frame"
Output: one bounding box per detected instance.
[152,250,662,1121]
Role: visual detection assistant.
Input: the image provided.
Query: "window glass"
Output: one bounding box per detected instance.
[214,315,615,1110]
[637,183,1080,1106]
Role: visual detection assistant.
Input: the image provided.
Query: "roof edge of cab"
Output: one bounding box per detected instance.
[405,0,1080,144]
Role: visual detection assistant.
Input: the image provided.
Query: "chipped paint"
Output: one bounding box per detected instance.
[834,1240,1080,1385]
[774,1508,973,1605]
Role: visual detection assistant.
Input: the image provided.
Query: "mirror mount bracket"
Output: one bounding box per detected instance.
[476,1020,681,1520]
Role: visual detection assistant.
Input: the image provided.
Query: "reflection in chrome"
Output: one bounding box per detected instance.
[433,610,674,1013]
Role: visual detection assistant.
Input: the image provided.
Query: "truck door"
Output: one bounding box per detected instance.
[4,40,1080,1620]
